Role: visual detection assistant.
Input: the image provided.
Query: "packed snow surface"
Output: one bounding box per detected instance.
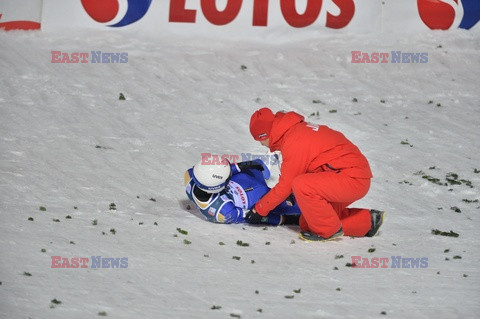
[0,28,479,318]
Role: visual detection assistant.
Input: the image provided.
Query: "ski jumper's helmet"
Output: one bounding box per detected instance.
[192,159,232,193]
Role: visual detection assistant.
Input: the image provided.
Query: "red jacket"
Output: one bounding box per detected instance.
[255,111,372,216]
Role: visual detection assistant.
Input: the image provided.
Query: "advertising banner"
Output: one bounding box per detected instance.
[41,0,382,38]
[2,1,478,34]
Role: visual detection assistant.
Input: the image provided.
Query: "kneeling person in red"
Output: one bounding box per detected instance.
[246,107,384,241]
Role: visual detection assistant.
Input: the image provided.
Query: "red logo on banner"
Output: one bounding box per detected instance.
[418,0,479,30]
[81,0,119,23]
[417,0,458,30]
[81,0,152,27]
[170,0,355,28]
[0,11,41,30]
[279,0,355,28]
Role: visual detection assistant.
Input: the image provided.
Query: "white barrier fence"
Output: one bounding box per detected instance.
[1,0,478,34]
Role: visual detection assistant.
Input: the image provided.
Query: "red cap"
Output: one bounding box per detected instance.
[249,107,275,141]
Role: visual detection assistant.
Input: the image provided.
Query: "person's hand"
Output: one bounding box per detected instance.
[237,159,270,180]
[238,161,264,172]
[286,193,296,206]
[245,208,265,224]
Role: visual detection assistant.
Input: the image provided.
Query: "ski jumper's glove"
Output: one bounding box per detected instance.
[245,208,266,224]
[237,161,264,172]
[236,159,270,180]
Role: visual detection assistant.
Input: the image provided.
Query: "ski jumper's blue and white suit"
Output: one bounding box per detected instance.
[184,160,300,225]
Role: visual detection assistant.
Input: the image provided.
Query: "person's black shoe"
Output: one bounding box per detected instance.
[299,227,344,242]
[365,210,385,237]
[282,215,300,225]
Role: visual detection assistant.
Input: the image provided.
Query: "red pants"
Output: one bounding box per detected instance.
[291,171,371,238]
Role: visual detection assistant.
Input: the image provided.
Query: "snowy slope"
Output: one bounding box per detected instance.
[0,29,479,319]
